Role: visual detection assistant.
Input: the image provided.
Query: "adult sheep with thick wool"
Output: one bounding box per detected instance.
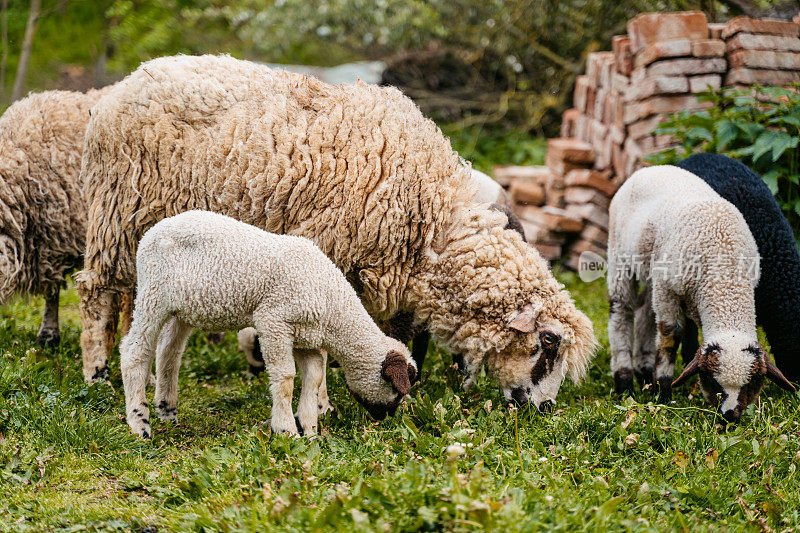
[0,88,111,347]
[607,165,794,423]
[676,154,800,384]
[122,211,416,438]
[77,54,597,410]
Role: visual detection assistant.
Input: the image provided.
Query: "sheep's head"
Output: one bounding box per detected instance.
[673,332,795,423]
[347,341,417,421]
[484,292,597,412]
[415,203,597,411]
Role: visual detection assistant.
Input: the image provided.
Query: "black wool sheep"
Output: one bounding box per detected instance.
[677,153,800,383]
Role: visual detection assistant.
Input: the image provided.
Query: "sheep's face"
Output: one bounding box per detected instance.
[486,303,580,413]
[674,333,796,423]
[348,345,417,421]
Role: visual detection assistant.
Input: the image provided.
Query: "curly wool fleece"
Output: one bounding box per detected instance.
[121,211,415,437]
[0,88,114,347]
[79,54,596,404]
[0,89,105,303]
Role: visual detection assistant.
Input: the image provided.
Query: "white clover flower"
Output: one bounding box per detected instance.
[446,444,465,462]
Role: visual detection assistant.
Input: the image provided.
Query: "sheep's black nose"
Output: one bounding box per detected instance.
[721,407,742,424]
[538,399,554,414]
[510,387,528,406]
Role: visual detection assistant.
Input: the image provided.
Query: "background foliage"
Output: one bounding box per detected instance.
[649,86,800,244]
[0,0,738,137]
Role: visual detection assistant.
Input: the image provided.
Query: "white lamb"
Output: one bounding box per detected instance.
[120,211,416,438]
[607,166,794,423]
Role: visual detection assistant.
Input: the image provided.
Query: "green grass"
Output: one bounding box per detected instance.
[1,272,799,532]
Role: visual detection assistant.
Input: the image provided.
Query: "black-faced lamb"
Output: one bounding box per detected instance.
[78,54,596,411]
[607,166,794,423]
[121,211,416,438]
[676,154,800,384]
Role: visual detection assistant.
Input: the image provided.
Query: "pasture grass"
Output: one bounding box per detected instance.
[1,272,799,532]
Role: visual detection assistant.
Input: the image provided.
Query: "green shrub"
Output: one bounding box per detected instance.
[648,86,800,243]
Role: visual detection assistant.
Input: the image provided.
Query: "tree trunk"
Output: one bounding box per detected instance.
[0,0,7,96]
[11,0,41,102]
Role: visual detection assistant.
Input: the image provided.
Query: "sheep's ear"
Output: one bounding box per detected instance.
[381,351,412,395]
[407,363,417,385]
[507,303,541,333]
[672,351,701,388]
[766,359,796,393]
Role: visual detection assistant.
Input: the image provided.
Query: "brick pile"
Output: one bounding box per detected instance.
[722,16,800,87]
[490,11,800,269]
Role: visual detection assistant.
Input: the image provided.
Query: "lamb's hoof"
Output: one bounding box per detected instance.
[293,416,317,437]
[36,328,61,348]
[656,377,672,404]
[318,401,335,416]
[634,366,655,388]
[207,332,225,345]
[269,418,299,437]
[90,365,110,382]
[613,369,634,395]
[155,400,177,422]
[129,416,151,439]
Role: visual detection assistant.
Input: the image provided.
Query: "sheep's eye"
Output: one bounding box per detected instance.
[541,331,559,348]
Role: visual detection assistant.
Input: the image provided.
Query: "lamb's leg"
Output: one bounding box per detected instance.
[681,318,700,363]
[632,288,657,389]
[119,289,157,387]
[238,328,265,375]
[253,322,298,435]
[410,330,429,384]
[317,349,334,415]
[652,285,682,404]
[75,270,122,382]
[294,349,325,436]
[36,288,61,348]
[120,311,169,439]
[608,272,637,395]
[119,289,134,338]
[154,317,193,422]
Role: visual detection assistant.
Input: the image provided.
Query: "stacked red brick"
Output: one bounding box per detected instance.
[563,11,724,180]
[723,16,800,87]
[495,162,584,260]
[490,12,800,270]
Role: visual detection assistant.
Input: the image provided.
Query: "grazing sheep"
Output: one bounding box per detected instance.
[0,89,108,346]
[608,166,794,423]
[676,154,800,384]
[237,199,526,413]
[78,54,596,410]
[121,211,416,438]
